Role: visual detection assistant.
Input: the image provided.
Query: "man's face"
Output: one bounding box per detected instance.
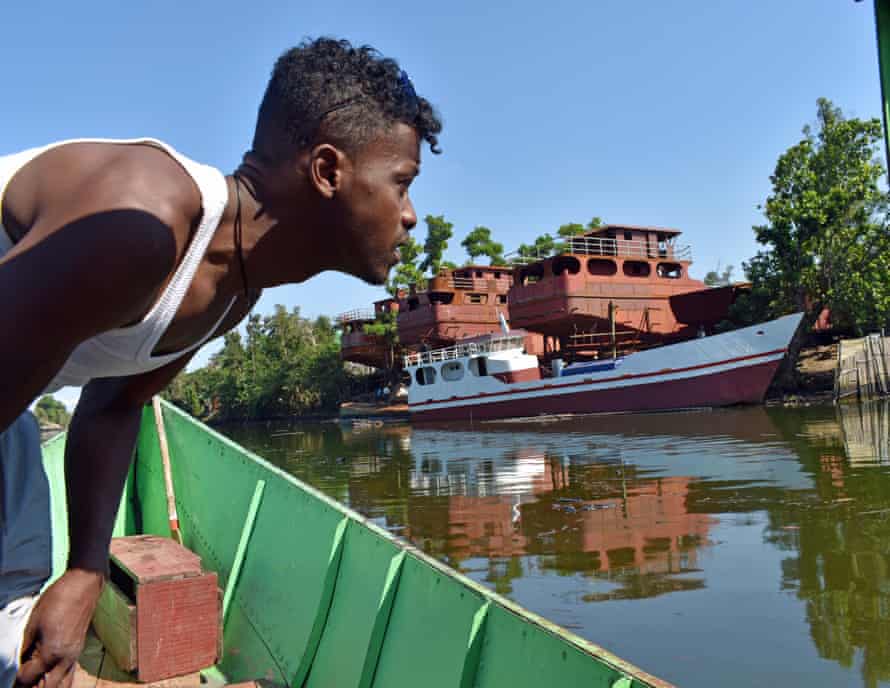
[338,122,420,285]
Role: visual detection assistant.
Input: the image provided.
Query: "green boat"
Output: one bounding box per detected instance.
[41,400,672,687]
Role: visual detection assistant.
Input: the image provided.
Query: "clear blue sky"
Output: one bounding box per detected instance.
[1,1,881,405]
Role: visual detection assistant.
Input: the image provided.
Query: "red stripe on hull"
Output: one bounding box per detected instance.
[411,358,781,422]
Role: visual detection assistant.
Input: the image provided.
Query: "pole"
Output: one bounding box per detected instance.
[152,396,183,544]
[609,301,617,360]
[874,0,890,176]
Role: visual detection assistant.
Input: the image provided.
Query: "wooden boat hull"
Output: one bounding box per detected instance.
[41,402,673,688]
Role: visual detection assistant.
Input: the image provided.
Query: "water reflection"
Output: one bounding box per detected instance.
[223,400,890,688]
[764,401,890,688]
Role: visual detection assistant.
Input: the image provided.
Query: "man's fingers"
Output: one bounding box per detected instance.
[18,606,39,663]
[15,649,49,687]
[41,660,74,688]
[59,664,75,688]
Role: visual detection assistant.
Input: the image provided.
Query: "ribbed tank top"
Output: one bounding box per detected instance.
[0,138,235,392]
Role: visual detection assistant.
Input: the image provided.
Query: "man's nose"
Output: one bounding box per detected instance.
[403,197,417,230]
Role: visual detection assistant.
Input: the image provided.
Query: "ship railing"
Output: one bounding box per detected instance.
[505,237,692,265]
[403,334,525,367]
[441,275,513,290]
[336,308,376,324]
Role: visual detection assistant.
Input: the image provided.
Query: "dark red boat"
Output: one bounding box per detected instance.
[337,297,399,369]
[507,225,744,357]
[397,265,514,347]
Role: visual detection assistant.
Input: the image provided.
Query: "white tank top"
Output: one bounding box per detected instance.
[0,138,235,392]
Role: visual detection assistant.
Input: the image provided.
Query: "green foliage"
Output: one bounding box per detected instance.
[164,306,353,421]
[557,223,587,238]
[34,395,70,427]
[461,226,506,265]
[732,99,890,333]
[363,308,398,345]
[515,233,556,261]
[419,214,454,275]
[385,235,425,296]
[703,264,734,287]
[513,216,605,262]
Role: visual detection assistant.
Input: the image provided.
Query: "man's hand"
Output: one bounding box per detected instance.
[15,569,104,688]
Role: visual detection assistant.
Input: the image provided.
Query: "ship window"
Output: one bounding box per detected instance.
[623,260,651,277]
[498,294,507,304]
[623,231,633,241]
[552,256,581,276]
[429,291,454,304]
[494,271,501,279]
[475,270,483,278]
[467,293,488,304]
[469,357,489,376]
[519,263,544,286]
[441,361,464,381]
[587,258,617,276]
[656,262,682,279]
[415,366,437,385]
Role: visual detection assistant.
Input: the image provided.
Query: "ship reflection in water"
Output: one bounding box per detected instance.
[225,400,890,688]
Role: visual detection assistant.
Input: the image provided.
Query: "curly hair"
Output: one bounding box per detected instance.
[252,38,442,161]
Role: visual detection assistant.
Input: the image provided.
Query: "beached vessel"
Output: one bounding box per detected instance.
[42,400,672,687]
[397,265,518,348]
[403,313,803,422]
[337,297,399,369]
[508,225,744,357]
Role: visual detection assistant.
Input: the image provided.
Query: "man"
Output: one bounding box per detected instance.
[0,37,441,688]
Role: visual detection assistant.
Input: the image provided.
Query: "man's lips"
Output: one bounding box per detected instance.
[392,235,410,261]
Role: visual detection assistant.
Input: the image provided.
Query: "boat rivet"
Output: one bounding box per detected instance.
[562,650,567,660]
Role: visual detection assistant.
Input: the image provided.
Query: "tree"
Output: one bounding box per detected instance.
[513,216,605,262]
[461,226,505,265]
[34,395,70,427]
[732,98,890,332]
[703,264,734,287]
[419,214,454,275]
[164,306,354,421]
[515,233,556,261]
[557,223,586,238]
[385,235,425,296]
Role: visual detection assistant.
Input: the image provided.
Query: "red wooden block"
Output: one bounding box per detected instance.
[94,535,221,683]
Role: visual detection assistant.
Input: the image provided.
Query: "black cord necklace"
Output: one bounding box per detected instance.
[232,173,250,300]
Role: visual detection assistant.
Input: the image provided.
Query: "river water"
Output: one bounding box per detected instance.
[221,401,890,688]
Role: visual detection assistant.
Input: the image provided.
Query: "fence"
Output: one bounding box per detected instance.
[835,334,890,401]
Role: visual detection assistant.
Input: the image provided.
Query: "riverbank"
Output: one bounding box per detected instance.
[768,340,838,406]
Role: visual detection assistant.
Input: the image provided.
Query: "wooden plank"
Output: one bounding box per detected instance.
[92,580,137,672]
[110,535,202,583]
[74,663,203,688]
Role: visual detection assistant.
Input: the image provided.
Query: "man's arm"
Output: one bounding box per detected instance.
[16,291,258,688]
[14,353,194,688]
[0,208,178,432]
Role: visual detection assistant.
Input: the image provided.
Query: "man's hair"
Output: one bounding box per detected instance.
[252,37,442,161]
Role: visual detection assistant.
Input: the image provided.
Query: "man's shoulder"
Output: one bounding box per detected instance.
[24,140,205,232]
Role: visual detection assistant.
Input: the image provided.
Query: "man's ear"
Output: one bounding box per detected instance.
[309,144,349,199]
